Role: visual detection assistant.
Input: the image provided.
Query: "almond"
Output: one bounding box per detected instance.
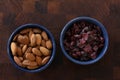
[29,30,34,39]
[20,28,31,34]
[17,47,23,56]
[22,45,27,53]
[17,35,29,44]
[20,44,24,48]
[41,31,48,41]
[25,53,35,61]
[19,57,23,61]
[22,60,37,66]
[11,42,17,56]
[33,28,41,33]
[42,56,50,65]
[27,65,39,69]
[36,34,42,46]
[30,34,36,46]
[41,40,46,47]
[36,56,42,65]
[29,61,38,66]
[40,47,50,56]
[14,56,22,66]
[32,48,42,56]
[25,47,32,53]
[13,34,18,41]
[22,59,31,66]
[46,40,52,49]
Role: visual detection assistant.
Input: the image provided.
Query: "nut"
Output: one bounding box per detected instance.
[14,56,22,67]
[46,40,52,49]
[25,47,32,53]
[22,45,27,53]
[36,56,42,65]
[20,28,31,34]
[11,28,53,70]
[41,31,48,41]
[22,59,31,66]
[25,53,35,61]
[17,35,29,44]
[41,40,46,47]
[32,48,42,56]
[13,34,18,41]
[17,47,23,56]
[29,30,34,39]
[36,34,42,46]
[30,34,36,46]
[42,56,50,65]
[19,57,23,61]
[33,28,41,33]
[27,65,39,69]
[40,47,50,56]
[22,60,37,66]
[11,42,17,56]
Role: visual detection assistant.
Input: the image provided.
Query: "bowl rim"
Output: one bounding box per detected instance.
[7,23,56,72]
[60,16,109,65]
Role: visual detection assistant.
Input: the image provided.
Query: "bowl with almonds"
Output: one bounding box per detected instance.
[60,17,109,65]
[7,24,56,72]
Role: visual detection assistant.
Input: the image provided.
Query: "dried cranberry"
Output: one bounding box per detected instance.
[63,21,104,61]
[83,44,92,53]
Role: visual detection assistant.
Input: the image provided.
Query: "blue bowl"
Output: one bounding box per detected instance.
[7,24,56,72]
[60,17,109,65]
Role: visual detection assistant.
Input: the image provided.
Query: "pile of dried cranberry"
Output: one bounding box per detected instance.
[63,21,104,61]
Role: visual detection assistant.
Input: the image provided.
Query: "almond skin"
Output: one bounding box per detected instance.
[46,40,52,49]
[22,59,31,66]
[41,31,48,41]
[22,45,27,53]
[25,53,35,61]
[17,35,29,44]
[36,34,42,46]
[27,65,39,69]
[25,47,32,53]
[20,28,31,34]
[13,34,18,41]
[32,48,42,56]
[40,47,50,56]
[11,42,17,56]
[19,57,23,61]
[29,30,34,39]
[36,56,42,65]
[14,56,22,67]
[30,34,36,46]
[41,40,46,47]
[42,56,50,65]
[33,28,41,33]
[29,61,38,66]
[17,47,23,56]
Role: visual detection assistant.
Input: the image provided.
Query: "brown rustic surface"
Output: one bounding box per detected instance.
[0,0,120,80]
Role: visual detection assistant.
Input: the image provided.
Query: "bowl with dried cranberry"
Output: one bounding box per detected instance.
[60,17,109,65]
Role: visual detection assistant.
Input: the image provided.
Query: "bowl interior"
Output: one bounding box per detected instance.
[60,17,109,65]
[7,24,56,72]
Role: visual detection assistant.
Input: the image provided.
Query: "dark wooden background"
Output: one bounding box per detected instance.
[0,0,120,80]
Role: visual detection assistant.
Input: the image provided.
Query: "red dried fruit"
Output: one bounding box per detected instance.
[79,38,86,44]
[90,52,97,59]
[83,44,92,53]
[63,21,104,61]
[82,33,88,41]
[93,45,98,51]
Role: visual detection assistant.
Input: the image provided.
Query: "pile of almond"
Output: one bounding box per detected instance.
[10,28,52,69]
